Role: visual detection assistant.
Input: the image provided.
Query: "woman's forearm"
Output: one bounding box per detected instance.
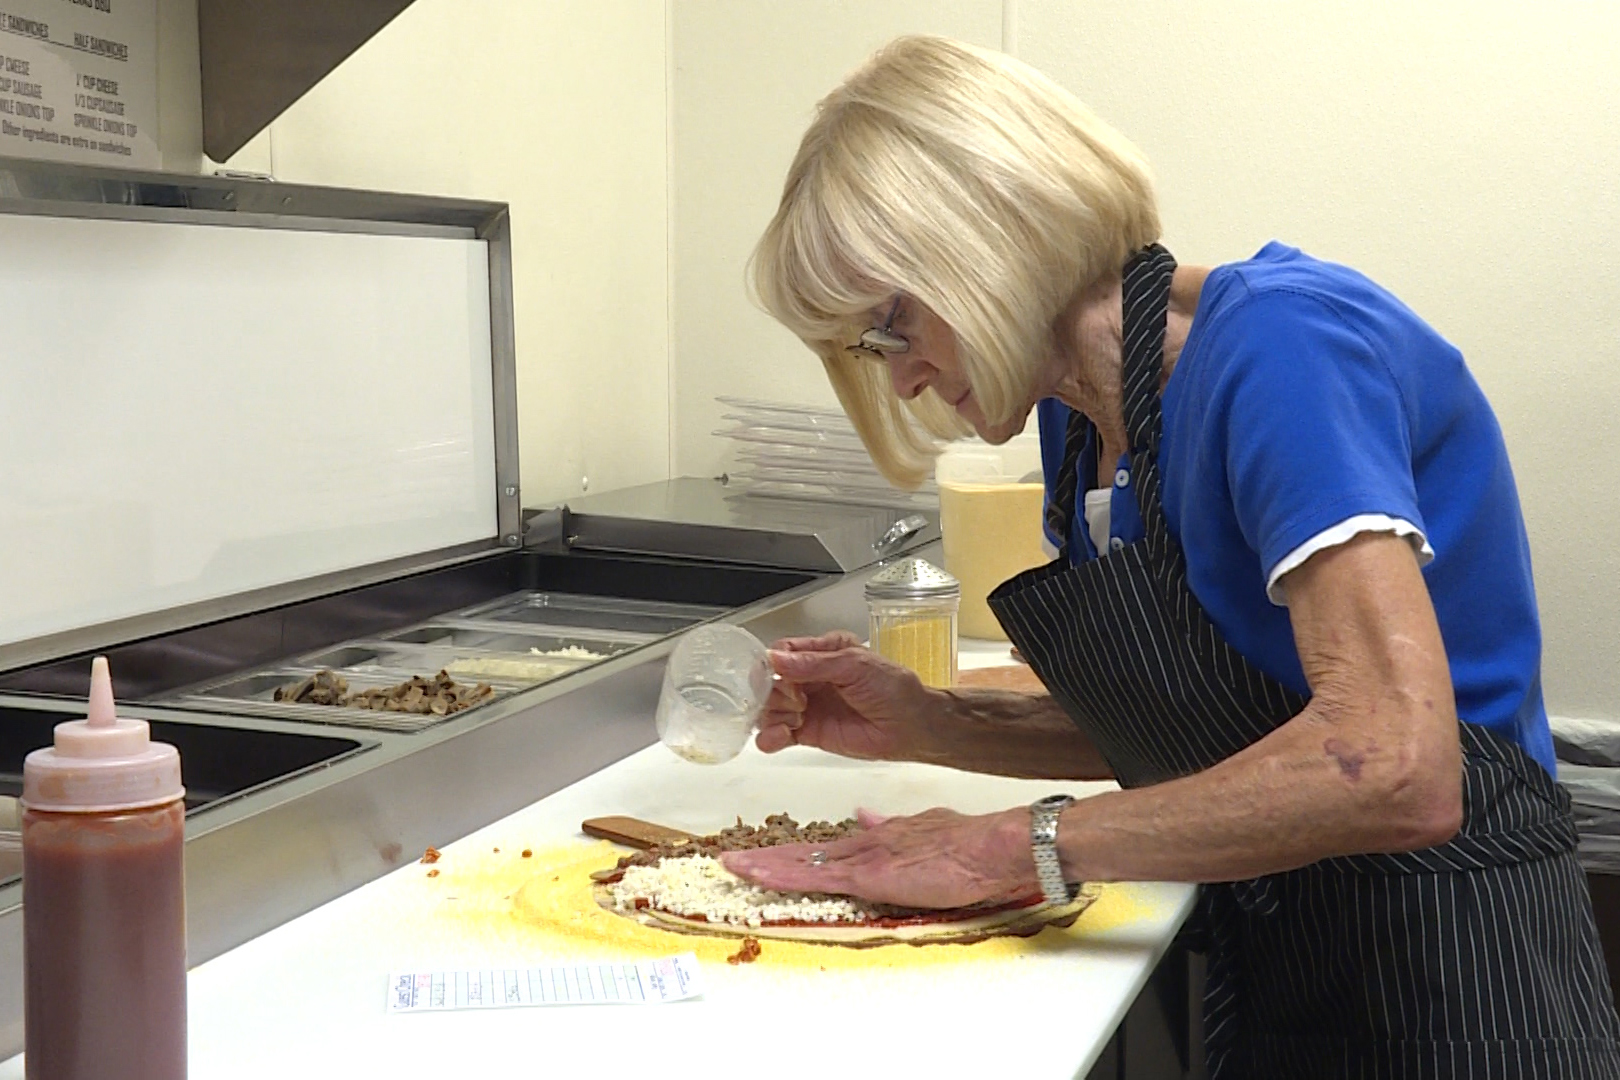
[1050,700,1461,884]
[1054,536,1464,884]
[909,688,1114,780]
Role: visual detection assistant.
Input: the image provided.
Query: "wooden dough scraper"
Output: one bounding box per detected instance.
[583,816,694,883]
[581,815,692,850]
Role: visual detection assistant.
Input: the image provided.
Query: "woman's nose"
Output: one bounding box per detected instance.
[887,352,932,400]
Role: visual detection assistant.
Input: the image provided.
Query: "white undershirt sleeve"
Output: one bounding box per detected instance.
[1084,488,1113,557]
[1267,514,1435,606]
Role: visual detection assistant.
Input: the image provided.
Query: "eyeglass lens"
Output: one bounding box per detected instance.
[853,296,909,358]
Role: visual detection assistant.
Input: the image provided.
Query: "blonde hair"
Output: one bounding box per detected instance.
[749,35,1160,487]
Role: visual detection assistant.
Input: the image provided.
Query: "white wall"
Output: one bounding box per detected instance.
[669,1,1620,719]
[232,0,671,508]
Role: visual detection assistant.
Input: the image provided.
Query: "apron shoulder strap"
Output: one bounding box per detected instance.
[1043,410,1094,557]
[1120,243,1178,459]
[1044,244,1179,560]
[1121,245,1178,564]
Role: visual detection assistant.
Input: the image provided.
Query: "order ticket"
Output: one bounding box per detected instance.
[386,953,703,1013]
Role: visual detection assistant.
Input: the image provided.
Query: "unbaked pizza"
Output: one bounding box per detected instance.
[592,814,1099,947]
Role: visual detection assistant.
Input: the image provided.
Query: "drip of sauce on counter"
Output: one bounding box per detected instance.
[22,657,187,1080]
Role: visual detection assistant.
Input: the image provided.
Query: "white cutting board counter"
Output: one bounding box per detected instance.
[0,643,1197,1079]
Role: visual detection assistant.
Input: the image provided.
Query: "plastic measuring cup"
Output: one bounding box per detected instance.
[655,625,772,764]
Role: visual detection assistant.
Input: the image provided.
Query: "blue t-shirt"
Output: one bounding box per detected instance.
[1037,242,1554,775]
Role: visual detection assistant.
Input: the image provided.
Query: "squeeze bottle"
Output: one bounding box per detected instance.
[22,656,186,1080]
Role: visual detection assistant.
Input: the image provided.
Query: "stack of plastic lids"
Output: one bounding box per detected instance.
[1552,715,1620,875]
[714,396,938,510]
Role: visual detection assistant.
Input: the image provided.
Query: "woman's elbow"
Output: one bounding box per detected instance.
[1397,784,1463,850]
[1382,752,1464,851]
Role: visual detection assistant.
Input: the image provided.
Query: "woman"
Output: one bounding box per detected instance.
[719,34,1620,1077]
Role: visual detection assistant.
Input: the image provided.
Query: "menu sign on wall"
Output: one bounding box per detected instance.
[0,0,157,168]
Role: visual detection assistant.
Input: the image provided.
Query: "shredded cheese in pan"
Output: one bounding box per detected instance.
[446,647,607,682]
[611,855,880,927]
[531,646,605,660]
[446,657,574,680]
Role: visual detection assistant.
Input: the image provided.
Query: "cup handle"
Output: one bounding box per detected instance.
[874,514,928,556]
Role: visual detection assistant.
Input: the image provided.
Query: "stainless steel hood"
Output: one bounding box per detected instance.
[526,477,940,574]
[198,0,417,162]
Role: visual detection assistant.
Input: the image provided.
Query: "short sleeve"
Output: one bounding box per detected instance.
[1204,290,1429,583]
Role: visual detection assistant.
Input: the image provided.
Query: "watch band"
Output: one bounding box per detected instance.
[1030,794,1079,907]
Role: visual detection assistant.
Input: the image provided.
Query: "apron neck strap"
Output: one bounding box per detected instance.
[1044,244,1178,557]
[1120,243,1178,456]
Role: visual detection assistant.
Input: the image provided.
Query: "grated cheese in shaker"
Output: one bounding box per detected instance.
[866,557,960,689]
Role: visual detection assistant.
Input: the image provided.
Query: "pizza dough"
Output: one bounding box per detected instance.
[597,871,1100,947]
[591,814,1099,948]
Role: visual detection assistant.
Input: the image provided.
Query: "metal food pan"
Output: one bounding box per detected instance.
[345,632,629,684]
[296,642,486,677]
[380,622,650,655]
[291,640,607,684]
[291,644,393,670]
[478,605,706,634]
[333,640,602,686]
[436,650,593,684]
[202,665,524,700]
[452,592,725,635]
[170,666,524,733]
[188,671,314,703]
[166,694,443,733]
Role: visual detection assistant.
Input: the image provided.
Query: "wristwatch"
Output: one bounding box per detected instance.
[1030,794,1080,907]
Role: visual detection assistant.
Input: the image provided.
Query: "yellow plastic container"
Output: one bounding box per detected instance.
[866,558,959,689]
[936,435,1048,641]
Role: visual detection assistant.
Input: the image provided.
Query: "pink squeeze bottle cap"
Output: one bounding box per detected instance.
[22,657,183,813]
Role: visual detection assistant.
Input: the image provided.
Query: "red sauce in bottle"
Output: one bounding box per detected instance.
[23,802,186,1080]
[21,657,187,1080]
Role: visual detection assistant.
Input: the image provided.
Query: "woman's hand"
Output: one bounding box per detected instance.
[720,807,1039,910]
[757,631,943,760]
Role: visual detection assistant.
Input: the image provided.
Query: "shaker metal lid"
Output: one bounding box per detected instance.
[864,557,960,600]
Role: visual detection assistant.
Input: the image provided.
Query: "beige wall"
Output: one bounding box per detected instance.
[1009,1,1620,717]
[234,0,671,507]
[668,0,1003,476]
[156,0,203,172]
[194,2,1620,718]
[669,1,1620,719]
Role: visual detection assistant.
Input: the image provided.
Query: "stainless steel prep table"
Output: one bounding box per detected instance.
[0,633,1198,1080]
[0,541,886,1056]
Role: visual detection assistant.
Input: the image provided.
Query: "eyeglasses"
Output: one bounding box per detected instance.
[845,297,910,361]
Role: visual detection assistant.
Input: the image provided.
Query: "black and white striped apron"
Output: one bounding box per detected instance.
[988,245,1620,1077]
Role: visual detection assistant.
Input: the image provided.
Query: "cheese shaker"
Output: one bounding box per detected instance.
[866,557,960,688]
[22,657,187,1080]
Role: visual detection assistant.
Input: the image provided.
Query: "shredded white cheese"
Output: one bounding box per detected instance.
[446,646,607,682]
[446,657,575,681]
[610,855,880,928]
[530,645,605,661]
